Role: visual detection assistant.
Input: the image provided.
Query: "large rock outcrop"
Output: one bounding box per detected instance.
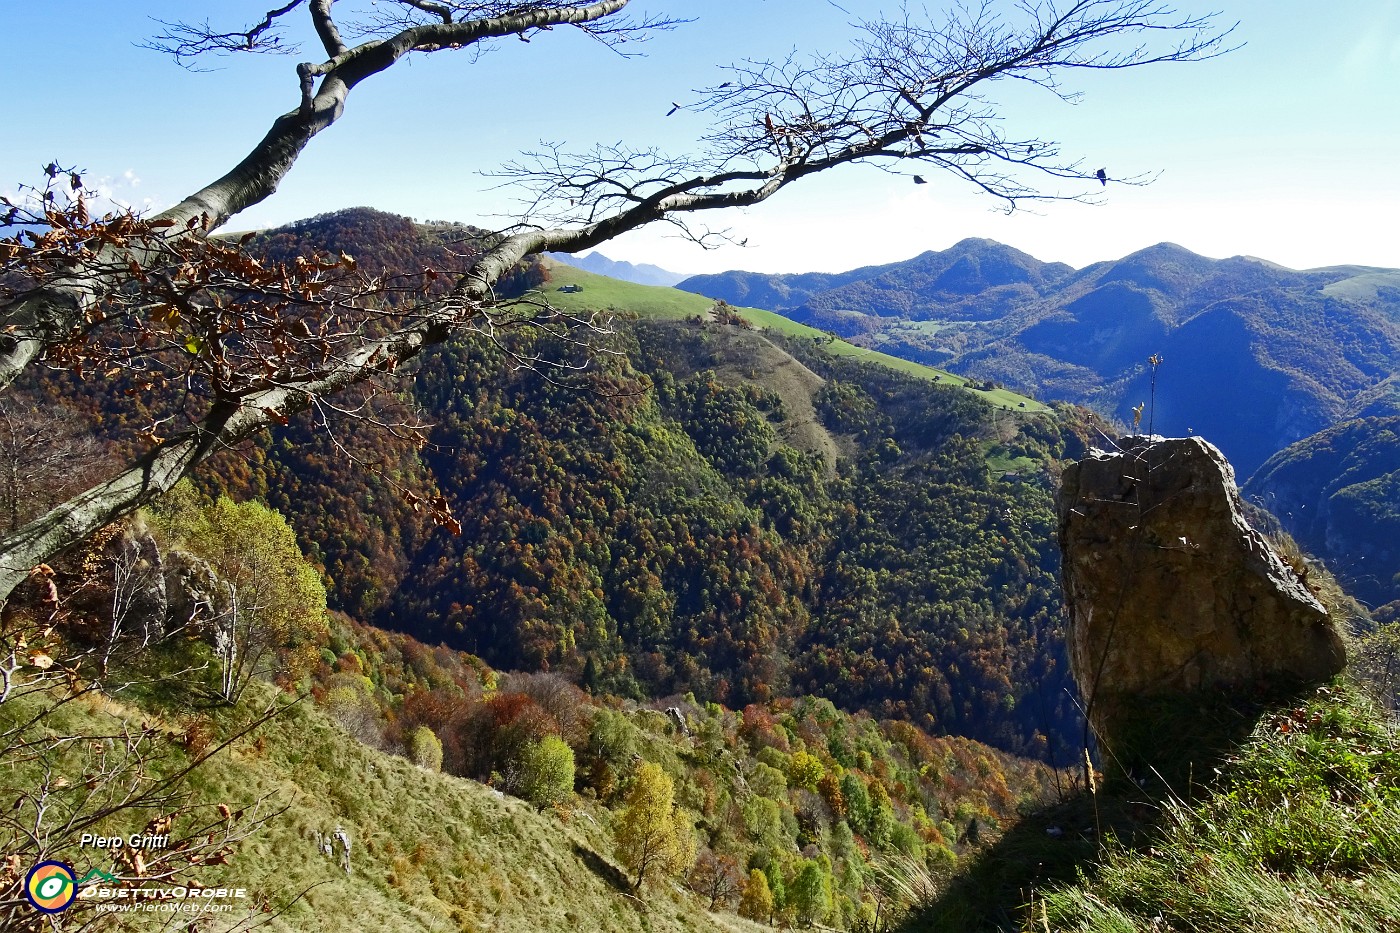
[1057,435,1346,758]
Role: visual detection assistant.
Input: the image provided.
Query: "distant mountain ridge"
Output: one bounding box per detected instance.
[547,251,689,287]
[676,239,1074,319]
[679,240,1400,477]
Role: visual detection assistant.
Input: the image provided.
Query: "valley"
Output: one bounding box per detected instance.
[672,239,1400,478]
[652,240,1400,612]
[4,208,1398,933]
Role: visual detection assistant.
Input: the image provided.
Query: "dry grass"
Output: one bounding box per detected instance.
[1,683,770,933]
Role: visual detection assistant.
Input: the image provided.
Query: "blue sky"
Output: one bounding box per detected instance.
[2,1,1397,275]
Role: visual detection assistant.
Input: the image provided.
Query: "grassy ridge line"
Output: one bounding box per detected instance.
[1320,268,1400,302]
[535,261,1049,413]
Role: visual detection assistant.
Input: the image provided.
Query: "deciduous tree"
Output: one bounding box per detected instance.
[408,724,444,772]
[688,847,743,910]
[739,867,775,924]
[516,735,575,807]
[148,482,329,702]
[0,0,1230,596]
[613,761,695,891]
[788,749,826,790]
[790,858,834,927]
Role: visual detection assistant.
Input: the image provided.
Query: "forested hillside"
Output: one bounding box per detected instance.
[680,240,1400,477]
[7,207,1396,933]
[163,210,1097,762]
[1,547,1054,933]
[297,614,1055,929]
[1246,415,1400,616]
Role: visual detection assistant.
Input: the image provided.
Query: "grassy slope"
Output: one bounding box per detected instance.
[537,261,1049,413]
[4,687,764,933]
[1321,269,1400,303]
[642,314,846,468]
[217,702,768,933]
[1038,683,1400,933]
[905,682,1400,933]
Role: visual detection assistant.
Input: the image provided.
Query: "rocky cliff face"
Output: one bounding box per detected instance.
[1057,435,1346,759]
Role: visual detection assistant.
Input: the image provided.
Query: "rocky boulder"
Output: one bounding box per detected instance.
[1057,435,1346,760]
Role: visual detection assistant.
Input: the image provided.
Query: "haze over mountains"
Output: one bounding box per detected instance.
[548,251,690,287]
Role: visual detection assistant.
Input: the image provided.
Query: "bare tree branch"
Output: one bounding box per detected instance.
[0,2,670,397]
[0,0,1233,603]
[308,0,350,57]
[141,1,310,66]
[500,0,1233,229]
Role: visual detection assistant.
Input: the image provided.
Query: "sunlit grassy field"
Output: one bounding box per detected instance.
[534,261,1048,413]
